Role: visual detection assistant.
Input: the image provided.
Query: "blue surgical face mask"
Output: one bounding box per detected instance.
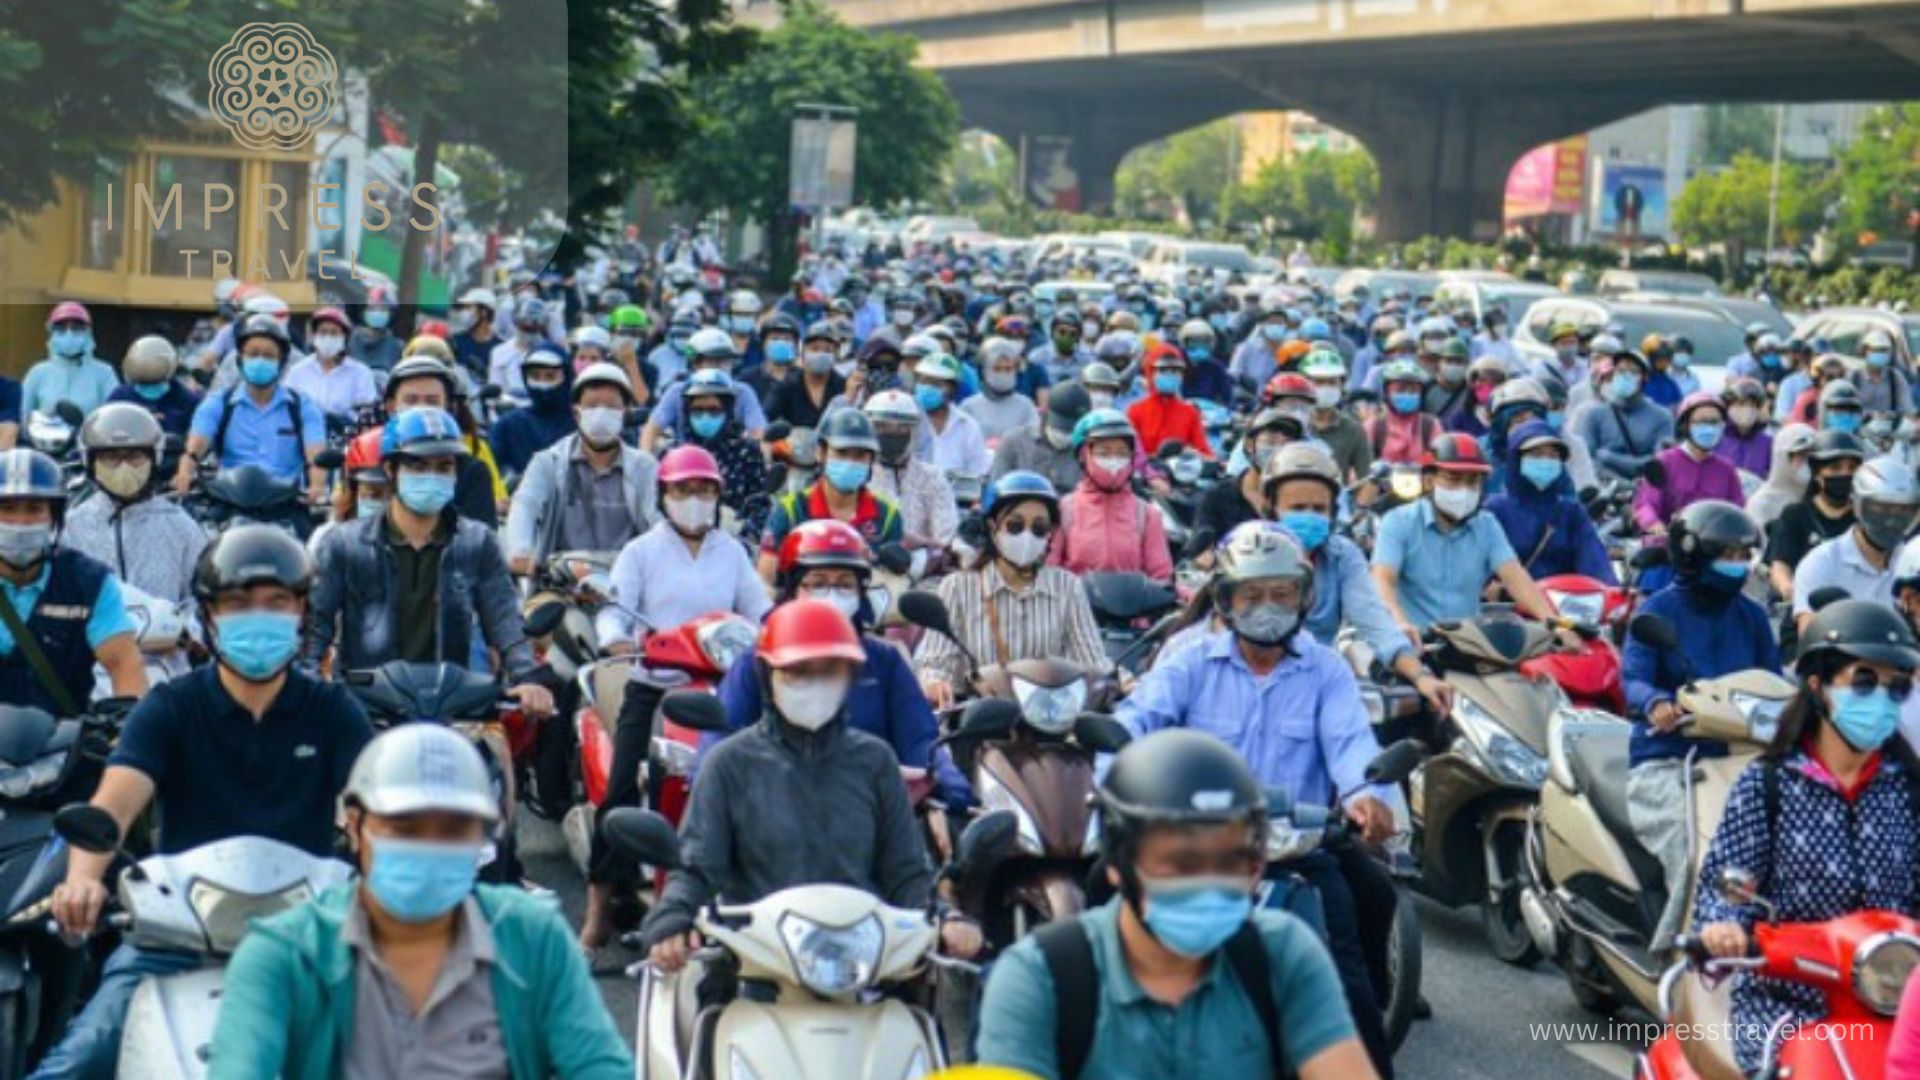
[1209,314,1230,332]
[824,459,869,493]
[241,357,280,387]
[689,412,725,440]
[1710,558,1749,581]
[1278,510,1330,551]
[1689,422,1725,450]
[765,339,796,364]
[1545,409,1565,431]
[49,329,90,358]
[1519,456,1563,491]
[364,308,392,330]
[1187,345,1212,362]
[914,384,947,412]
[396,470,456,515]
[1153,373,1182,396]
[1827,412,1863,434]
[1261,324,1287,343]
[1760,351,1782,368]
[1141,876,1254,958]
[132,382,169,401]
[1867,351,1893,369]
[1828,686,1901,751]
[212,611,302,682]
[1388,390,1421,415]
[1606,373,1641,403]
[1672,352,1693,369]
[365,835,484,922]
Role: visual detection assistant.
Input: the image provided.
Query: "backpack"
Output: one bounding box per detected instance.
[1036,918,1288,1080]
[212,384,308,463]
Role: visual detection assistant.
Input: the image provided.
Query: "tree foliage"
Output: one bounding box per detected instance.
[946,130,1017,211]
[1670,151,1828,255]
[1223,147,1379,255]
[1830,102,1920,247]
[1699,104,1776,166]
[1116,120,1238,224]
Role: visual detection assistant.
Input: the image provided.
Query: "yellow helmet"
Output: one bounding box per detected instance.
[403,334,455,365]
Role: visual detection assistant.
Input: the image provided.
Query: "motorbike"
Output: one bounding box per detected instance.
[523,551,618,686]
[605,808,965,1080]
[49,804,354,1080]
[342,661,527,883]
[1080,571,1181,674]
[1639,868,1916,1080]
[181,463,321,540]
[25,403,83,466]
[1523,612,1794,1020]
[1146,442,1215,557]
[90,582,194,704]
[1530,574,1631,713]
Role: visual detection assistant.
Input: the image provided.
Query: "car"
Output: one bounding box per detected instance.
[1332,268,1442,304]
[1031,280,1116,306]
[1141,240,1261,289]
[1796,307,1920,365]
[1595,268,1721,298]
[1514,296,1749,394]
[1434,275,1559,328]
[903,215,980,243]
[1098,230,1179,258]
[1287,265,1349,292]
[1615,292,1794,341]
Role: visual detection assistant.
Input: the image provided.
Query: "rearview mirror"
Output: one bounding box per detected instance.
[1807,585,1851,613]
[1641,459,1667,488]
[312,448,345,471]
[898,590,956,640]
[54,401,84,428]
[602,808,682,870]
[764,421,793,443]
[874,542,913,576]
[479,383,504,402]
[1072,712,1132,754]
[1628,613,1681,652]
[1716,866,1760,906]
[54,804,120,855]
[661,690,730,734]
[950,810,1018,881]
[523,601,566,639]
[952,698,1020,742]
[1365,738,1427,785]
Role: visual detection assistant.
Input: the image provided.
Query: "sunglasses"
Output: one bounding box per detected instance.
[1846,668,1915,702]
[999,518,1053,538]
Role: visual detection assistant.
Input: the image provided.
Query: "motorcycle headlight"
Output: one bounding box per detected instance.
[777,911,884,996]
[1730,692,1786,743]
[696,618,758,673]
[1547,591,1603,626]
[978,770,1045,855]
[651,735,698,777]
[1454,696,1547,788]
[1011,676,1085,736]
[188,879,316,953]
[1853,932,1920,1016]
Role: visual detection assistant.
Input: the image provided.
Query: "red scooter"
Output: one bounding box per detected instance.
[1527,574,1630,714]
[1640,868,1920,1080]
[560,612,757,877]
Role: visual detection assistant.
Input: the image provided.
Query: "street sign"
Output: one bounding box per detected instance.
[790,106,857,212]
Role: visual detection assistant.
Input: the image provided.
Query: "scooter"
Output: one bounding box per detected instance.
[1524,612,1794,1021]
[605,808,964,1080]
[1080,571,1180,673]
[91,583,194,704]
[523,550,617,686]
[1639,868,1916,1080]
[1529,574,1630,713]
[49,804,354,1080]
[181,463,322,540]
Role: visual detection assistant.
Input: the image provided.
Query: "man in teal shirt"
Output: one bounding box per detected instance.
[977,730,1376,1080]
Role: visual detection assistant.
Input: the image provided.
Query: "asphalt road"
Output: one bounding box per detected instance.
[521,815,1643,1078]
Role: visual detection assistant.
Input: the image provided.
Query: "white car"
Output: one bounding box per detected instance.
[1141,240,1260,288]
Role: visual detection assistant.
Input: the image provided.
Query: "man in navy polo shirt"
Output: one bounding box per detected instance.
[37,526,372,1079]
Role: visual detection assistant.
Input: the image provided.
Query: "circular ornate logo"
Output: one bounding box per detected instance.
[207,23,339,151]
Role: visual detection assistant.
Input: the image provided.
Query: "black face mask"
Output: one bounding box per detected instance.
[877,431,913,465]
[1820,474,1855,504]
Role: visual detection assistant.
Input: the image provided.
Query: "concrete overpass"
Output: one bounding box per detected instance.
[746,0,1920,239]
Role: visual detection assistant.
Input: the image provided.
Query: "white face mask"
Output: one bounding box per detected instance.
[1730,404,1759,430]
[1432,485,1481,521]
[803,586,862,623]
[771,675,849,731]
[311,333,345,360]
[1313,386,1341,410]
[998,528,1049,568]
[665,494,716,535]
[578,406,624,446]
[1091,453,1131,477]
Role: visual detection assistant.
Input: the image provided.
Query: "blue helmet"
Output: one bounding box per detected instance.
[383,407,468,461]
[1300,317,1332,342]
[683,368,736,401]
[983,470,1059,519]
[0,449,66,508]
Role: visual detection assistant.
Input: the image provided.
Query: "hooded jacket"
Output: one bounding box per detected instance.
[1714,415,1773,476]
[1125,344,1211,457]
[1744,423,1814,532]
[1051,460,1174,582]
[1632,441,1745,533]
[1569,394,1674,480]
[488,376,576,479]
[1484,420,1616,584]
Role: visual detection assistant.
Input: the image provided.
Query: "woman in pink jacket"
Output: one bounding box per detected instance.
[1049,408,1174,583]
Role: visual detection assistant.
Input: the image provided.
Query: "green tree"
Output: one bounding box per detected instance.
[946,130,1017,211]
[1224,147,1377,257]
[1700,104,1776,165]
[1116,119,1238,225]
[662,0,959,280]
[1671,151,1828,260]
[1832,102,1920,259]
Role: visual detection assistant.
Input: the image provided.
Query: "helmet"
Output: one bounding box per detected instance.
[683,368,736,403]
[1300,349,1346,380]
[1300,317,1331,341]
[1247,408,1305,443]
[1668,500,1761,580]
[757,598,865,669]
[1796,599,1920,676]
[1260,443,1340,500]
[982,471,1059,519]
[1379,358,1430,387]
[1215,522,1311,588]
[803,320,838,345]
[1264,373,1314,405]
[1547,322,1580,343]
[609,305,649,331]
[1588,333,1624,357]
[383,407,468,461]
[1819,379,1862,412]
[1723,377,1769,406]
[191,523,315,602]
[1640,333,1671,358]
[657,445,723,487]
[345,724,498,823]
[914,351,965,384]
[1094,333,1141,365]
[777,520,871,580]
[1490,377,1550,415]
[818,408,880,453]
[1045,382,1092,430]
[1145,343,1187,372]
[1415,316,1452,342]
[122,335,178,384]
[386,356,459,401]
[688,327,738,360]
[1424,432,1491,474]
[0,450,66,508]
[1851,455,1920,551]
[310,307,352,333]
[512,298,550,328]
[1864,329,1896,352]
[571,362,635,403]
[233,313,291,355]
[79,403,164,461]
[242,293,288,318]
[980,337,1022,366]
[456,287,498,311]
[863,389,918,425]
[900,334,941,362]
[1675,390,1725,428]
[726,289,763,317]
[1810,430,1867,465]
[1383,330,1416,354]
[1177,319,1215,344]
[1071,408,1135,451]
[1893,535,1920,596]
[1468,355,1508,380]
[521,348,566,372]
[403,334,456,366]
[1096,728,1267,887]
[761,313,801,339]
[46,301,91,327]
[1755,333,1783,353]
[1080,361,1122,390]
[570,325,612,352]
[1437,338,1471,362]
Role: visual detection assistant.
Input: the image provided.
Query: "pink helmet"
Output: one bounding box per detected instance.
[1675,390,1724,427]
[659,445,723,487]
[46,301,91,328]
[311,306,353,332]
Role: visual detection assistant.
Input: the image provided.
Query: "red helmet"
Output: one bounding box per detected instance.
[345,427,385,478]
[777,519,870,580]
[1263,372,1314,405]
[1423,432,1491,474]
[758,598,865,668]
[659,445,723,487]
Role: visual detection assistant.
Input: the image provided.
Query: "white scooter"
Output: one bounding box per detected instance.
[92,583,194,702]
[604,808,965,1080]
[52,805,354,1080]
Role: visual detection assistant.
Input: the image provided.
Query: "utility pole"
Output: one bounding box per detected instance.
[1764,103,1786,259]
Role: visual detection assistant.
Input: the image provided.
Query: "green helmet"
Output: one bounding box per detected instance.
[914,351,965,384]
[1071,407,1136,451]
[609,304,649,331]
[1300,348,1346,379]
[1379,358,1431,387]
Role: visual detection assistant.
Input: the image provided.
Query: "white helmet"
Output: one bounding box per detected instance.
[345,724,498,823]
[243,293,288,318]
[726,289,763,316]
[864,389,919,425]
[687,326,738,360]
[1178,318,1216,344]
[572,362,636,403]
[123,335,178,384]
[456,287,499,311]
[570,325,612,352]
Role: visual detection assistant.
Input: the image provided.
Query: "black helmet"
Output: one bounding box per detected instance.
[817,407,880,454]
[192,524,315,603]
[1668,500,1760,580]
[233,313,290,356]
[1797,599,1920,677]
[1045,381,1091,432]
[1808,430,1867,465]
[1097,729,1267,904]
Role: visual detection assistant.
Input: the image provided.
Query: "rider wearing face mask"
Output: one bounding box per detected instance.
[679,370,769,543]
[1568,350,1674,483]
[961,337,1041,442]
[765,321,847,430]
[104,335,200,438]
[1633,392,1745,536]
[1115,526,1400,1076]
[1422,336,1472,419]
[1855,328,1913,414]
[914,472,1107,711]
[486,348,574,480]
[283,307,379,421]
[758,408,905,580]
[64,404,207,607]
[865,390,959,550]
[1529,322,1587,390]
[1127,343,1213,458]
[210,724,633,1078]
[41,528,362,1078]
[177,313,330,497]
[1766,430,1863,605]
[1715,377,1774,477]
[1791,455,1920,635]
[991,380,1090,497]
[1485,421,1616,585]
[1053,409,1172,583]
[1691,600,1920,1075]
[1365,359,1441,466]
[23,301,119,418]
[504,364,655,576]
[1176,319,1235,405]
[646,600,982,971]
[906,350,992,477]
[485,297,565,401]
[1299,350,1371,483]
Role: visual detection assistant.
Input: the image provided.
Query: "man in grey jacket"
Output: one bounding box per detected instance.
[989,381,1088,495]
[1568,351,1674,482]
[305,407,553,719]
[504,363,660,575]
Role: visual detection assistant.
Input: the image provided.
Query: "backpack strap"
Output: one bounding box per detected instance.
[1036,920,1098,1080]
[213,386,308,468]
[1222,922,1289,1080]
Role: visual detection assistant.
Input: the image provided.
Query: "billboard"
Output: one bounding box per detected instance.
[1594,162,1669,239]
[1504,136,1587,222]
[790,113,857,212]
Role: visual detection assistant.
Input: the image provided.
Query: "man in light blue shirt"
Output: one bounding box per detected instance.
[23,302,120,418]
[175,315,327,493]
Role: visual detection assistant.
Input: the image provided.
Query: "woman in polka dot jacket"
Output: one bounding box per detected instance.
[1692,599,1920,1073]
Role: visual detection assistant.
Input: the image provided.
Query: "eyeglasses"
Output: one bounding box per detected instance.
[1846,668,1915,701]
[999,518,1053,538]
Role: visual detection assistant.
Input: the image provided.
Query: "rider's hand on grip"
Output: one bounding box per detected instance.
[51,876,108,938]
[1698,920,1749,959]
[650,930,703,973]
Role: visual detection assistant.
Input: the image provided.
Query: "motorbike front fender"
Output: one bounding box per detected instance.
[117,964,225,1080]
[713,997,943,1080]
